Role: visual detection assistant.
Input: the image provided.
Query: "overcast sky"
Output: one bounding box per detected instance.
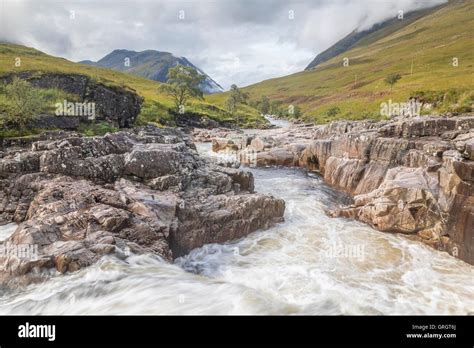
[0,0,445,89]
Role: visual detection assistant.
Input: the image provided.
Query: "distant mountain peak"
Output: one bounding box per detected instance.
[80,49,223,94]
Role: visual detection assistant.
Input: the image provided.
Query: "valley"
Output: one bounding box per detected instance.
[0,0,472,317]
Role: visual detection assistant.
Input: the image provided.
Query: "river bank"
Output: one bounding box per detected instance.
[0,126,284,284]
[0,160,472,314]
[0,116,472,314]
[202,114,474,264]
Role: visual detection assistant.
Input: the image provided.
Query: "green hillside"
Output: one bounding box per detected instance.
[304,4,445,71]
[0,44,266,130]
[208,0,474,123]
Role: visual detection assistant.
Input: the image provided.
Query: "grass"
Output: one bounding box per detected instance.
[207,0,474,123]
[1,0,471,129]
[0,43,268,131]
[0,85,79,114]
[0,127,44,138]
[78,121,119,136]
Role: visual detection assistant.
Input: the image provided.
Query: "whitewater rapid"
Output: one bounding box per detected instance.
[0,144,472,314]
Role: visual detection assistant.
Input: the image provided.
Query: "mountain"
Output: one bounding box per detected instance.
[305,4,445,70]
[80,49,223,94]
[208,0,472,123]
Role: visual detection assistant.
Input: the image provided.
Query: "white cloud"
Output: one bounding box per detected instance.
[0,0,447,89]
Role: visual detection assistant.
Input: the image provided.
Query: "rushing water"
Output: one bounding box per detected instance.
[0,223,17,242]
[0,142,473,315]
[264,115,292,128]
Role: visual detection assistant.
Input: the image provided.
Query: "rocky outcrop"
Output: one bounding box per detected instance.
[192,128,242,143]
[210,115,474,264]
[0,126,284,283]
[174,112,237,130]
[0,72,143,127]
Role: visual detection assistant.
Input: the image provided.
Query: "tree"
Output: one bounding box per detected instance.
[384,73,402,93]
[226,95,237,115]
[230,84,248,104]
[159,65,205,112]
[3,77,45,129]
[269,100,283,116]
[259,96,270,114]
[226,84,249,115]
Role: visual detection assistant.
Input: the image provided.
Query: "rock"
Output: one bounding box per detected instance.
[172,193,285,257]
[31,114,86,131]
[249,137,275,151]
[453,131,473,158]
[174,112,237,129]
[212,166,255,192]
[0,72,143,128]
[123,143,192,179]
[212,138,240,152]
[0,125,285,283]
[146,175,182,191]
[347,167,440,233]
[212,138,230,152]
[210,114,474,264]
[91,206,130,232]
[257,149,296,167]
[192,128,243,143]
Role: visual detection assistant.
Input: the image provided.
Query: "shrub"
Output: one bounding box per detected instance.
[2,77,46,128]
[384,73,402,93]
[326,106,341,117]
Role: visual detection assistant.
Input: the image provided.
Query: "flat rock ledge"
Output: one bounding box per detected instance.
[204,114,474,264]
[0,126,284,284]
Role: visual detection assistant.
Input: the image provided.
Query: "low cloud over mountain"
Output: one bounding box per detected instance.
[1,0,446,89]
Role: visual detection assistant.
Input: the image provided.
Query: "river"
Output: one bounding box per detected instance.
[264,115,292,128]
[0,121,473,314]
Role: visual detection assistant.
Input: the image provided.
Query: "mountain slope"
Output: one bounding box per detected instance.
[305,3,446,70]
[0,43,265,128]
[81,49,223,94]
[208,0,473,123]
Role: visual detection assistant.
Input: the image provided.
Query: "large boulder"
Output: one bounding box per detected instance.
[0,72,143,128]
[335,168,440,233]
[172,193,285,257]
[0,126,285,283]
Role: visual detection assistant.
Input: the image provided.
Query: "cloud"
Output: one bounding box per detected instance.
[0,0,447,89]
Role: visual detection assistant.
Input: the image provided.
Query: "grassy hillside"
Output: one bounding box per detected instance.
[209,0,473,123]
[305,4,444,71]
[0,44,267,130]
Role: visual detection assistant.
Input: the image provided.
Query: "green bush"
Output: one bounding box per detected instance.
[326,106,341,117]
[137,100,174,126]
[1,77,46,128]
[384,73,402,93]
